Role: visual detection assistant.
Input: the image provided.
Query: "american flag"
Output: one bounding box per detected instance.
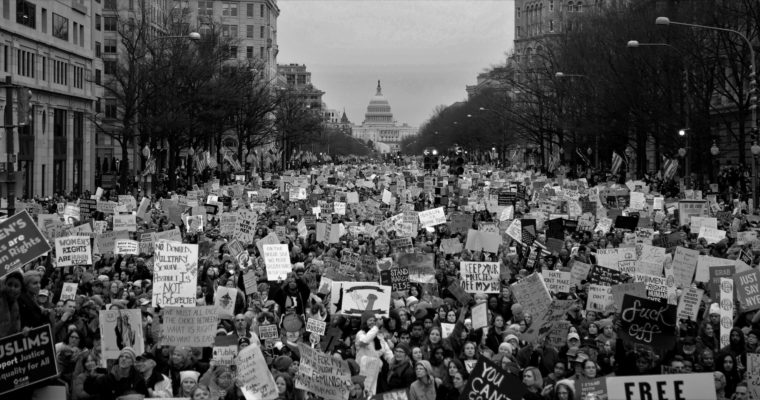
[205,151,218,169]
[224,152,243,172]
[611,151,624,174]
[663,157,679,180]
[194,153,207,171]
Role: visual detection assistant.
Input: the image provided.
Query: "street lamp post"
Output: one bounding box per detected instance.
[555,72,598,168]
[657,17,758,199]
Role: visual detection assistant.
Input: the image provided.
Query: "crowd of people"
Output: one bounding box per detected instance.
[1,159,758,400]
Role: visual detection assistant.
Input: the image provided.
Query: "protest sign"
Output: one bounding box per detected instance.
[55,236,92,267]
[263,244,292,280]
[236,341,279,400]
[440,238,463,254]
[588,265,623,286]
[296,343,352,400]
[587,284,614,313]
[570,261,592,284]
[634,273,677,304]
[471,302,488,330]
[259,324,279,340]
[214,287,237,318]
[113,214,137,231]
[619,294,677,350]
[418,207,446,228]
[542,270,571,293]
[0,325,58,396]
[734,269,760,312]
[672,247,698,288]
[720,277,733,348]
[511,272,552,325]
[152,240,198,307]
[698,226,726,244]
[464,229,501,253]
[676,287,704,322]
[396,252,435,284]
[60,282,78,301]
[99,309,145,363]
[459,261,500,293]
[605,373,715,400]
[678,200,709,226]
[219,213,237,236]
[447,280,473,305]
[234,209,258,244]
[158,306,217,347]
[211,335,238,366]
[575,377,607,400]
[114,239,139,255]
[306,318,327,335]
[0,211,51,278]
[94,230,129,255]
[331,282,392,318]
[379,267,409,292]
[459,357,526,400]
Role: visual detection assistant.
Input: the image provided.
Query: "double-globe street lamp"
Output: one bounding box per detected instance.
[656,16,758,205]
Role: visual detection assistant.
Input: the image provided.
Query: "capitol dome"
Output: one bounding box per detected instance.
[364,80,393,124]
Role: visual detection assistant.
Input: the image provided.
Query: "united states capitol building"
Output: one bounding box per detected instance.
[351,81,417,153]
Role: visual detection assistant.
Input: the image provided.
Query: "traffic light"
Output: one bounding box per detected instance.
[449,148,464,175]
[17,87,32,126]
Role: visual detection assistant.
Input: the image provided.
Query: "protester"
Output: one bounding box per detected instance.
[1,158,759,400]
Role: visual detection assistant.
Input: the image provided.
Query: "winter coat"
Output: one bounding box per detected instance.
[83,366,149,400]
[0,291,21,337]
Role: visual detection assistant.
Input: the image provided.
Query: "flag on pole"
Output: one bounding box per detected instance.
[194,153,207,171]
[663,157,679,180]
[576,148,591,166]
[611,151,624,174]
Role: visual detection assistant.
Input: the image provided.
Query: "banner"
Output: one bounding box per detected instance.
[396,253,435,284]
[619,294,677,350]
[459,357,526,400]
[605,373,715,400]
[542,270,572,293]
[295,343,352,400]
[331,282,391,318]
[0,325,58,396]
[237,343,279,400]
[114,239,139,255]
[263,244,291,280]
[459,261,500,293]
[306,318,327,335]
[55,236,92,267]
[720,277,733,348]
[99,309,145,363]
[152,240,198,307]
[379,267,409,292]
[158,306,218,347]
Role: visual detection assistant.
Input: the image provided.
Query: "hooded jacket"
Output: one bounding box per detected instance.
[409,360,436,400]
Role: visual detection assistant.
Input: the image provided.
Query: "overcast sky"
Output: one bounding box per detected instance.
[277,1,515,127]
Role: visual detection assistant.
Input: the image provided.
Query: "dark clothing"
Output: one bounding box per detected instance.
[84,367,149,400]
[386,360,416,390]
[18,292,50,329]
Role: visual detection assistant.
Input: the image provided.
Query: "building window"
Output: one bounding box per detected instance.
[95,69,101,85]
[73,22,79,44]
[576,1,582,12]
[128,0,134,10]
[550,0,554,11]
[104,60,117,75]
[247,3,253,17]
[260,4,264,17]
[260,25,264,38]
[95,14,101,30]
[16,49,35,78]
[104,39,117,53]
[73,66,84,89]
[105,99,117,118]
[246,25,253,38]
[227,46,238,58]
[222,24,238,38]
[222,2,238,17]
[53,13,69,40]
[42,56,46,80]
[80,24,84,46]
[104,16,117,31]
[198,1,213,16]
[95,41,101,57]
[550,20,554,32]
[16,0,36,29]
[54,109,67,137]
[259,46,264,59]
[246,46,253,59]
[567,1,574,11]
[104,0,116,10]
[41,8,47,32]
